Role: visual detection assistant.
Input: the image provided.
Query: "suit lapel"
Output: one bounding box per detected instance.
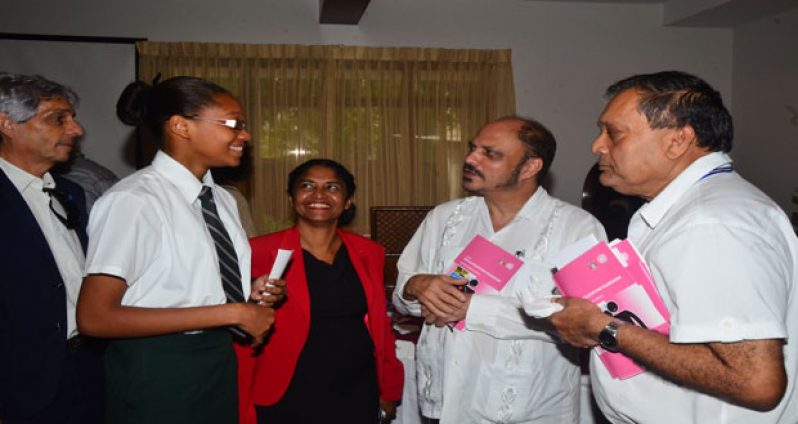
[283,228,311,322]
[0,169,63,265]
[0,169,61,292]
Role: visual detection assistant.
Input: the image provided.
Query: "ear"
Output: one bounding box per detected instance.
[664,126,696,160]
[0,112,16,140]
[344,198,353,210]
[519,157,543,181]
[165,115,191,141]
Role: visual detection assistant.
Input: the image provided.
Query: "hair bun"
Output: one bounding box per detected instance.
[116,80,154,126]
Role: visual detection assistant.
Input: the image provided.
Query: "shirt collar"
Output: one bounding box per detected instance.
[475,185,548,222]
[637,151,732,229]
[0,156,56,193]
[516,186,549,221]
[150,150,215,203]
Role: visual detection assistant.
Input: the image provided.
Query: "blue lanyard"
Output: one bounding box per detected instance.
[699,164,733,181]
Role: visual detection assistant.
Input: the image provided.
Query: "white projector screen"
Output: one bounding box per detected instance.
[0,36,138,177]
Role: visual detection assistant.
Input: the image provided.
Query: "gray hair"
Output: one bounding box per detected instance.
[0,73,79,123]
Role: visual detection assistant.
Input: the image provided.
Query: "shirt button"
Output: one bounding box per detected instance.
[55,322,62,330]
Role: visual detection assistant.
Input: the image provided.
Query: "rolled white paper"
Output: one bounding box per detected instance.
[268,249,293,281]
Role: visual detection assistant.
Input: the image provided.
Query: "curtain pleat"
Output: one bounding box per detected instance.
[137,42,515,235]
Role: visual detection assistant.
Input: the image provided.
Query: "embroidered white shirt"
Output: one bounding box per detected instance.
[394,188,606,423]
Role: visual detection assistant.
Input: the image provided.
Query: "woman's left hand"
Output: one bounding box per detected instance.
[249,276,286,307]
[379,398,397,422]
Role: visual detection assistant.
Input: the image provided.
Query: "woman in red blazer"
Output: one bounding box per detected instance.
[236,159,403,424]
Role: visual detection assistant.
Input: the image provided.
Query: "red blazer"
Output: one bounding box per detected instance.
[235,227,403,423]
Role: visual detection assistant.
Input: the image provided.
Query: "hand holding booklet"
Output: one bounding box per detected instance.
[446,235,524,330]
[550,235,670,380]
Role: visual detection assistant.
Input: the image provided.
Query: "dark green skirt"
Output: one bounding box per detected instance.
[105,330,237,424]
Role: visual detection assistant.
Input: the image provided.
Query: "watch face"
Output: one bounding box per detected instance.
[599,332,615,349]
[599,323,618,352]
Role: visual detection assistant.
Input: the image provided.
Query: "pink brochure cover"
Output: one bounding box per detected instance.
[552,238,670,379]
[447,235,524,330]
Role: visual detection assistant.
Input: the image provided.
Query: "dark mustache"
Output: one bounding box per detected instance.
[462,164,484,179]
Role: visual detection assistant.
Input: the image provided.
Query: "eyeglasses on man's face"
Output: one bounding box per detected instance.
[188,116,247,131]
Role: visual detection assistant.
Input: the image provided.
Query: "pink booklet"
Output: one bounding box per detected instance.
[447,235,524,330]
[552,236,670,379]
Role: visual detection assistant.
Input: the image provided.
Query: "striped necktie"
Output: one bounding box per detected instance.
[198,186,248,338]
[198,186,245,302]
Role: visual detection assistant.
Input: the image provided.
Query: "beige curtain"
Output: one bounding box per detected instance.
[137,42,515,235]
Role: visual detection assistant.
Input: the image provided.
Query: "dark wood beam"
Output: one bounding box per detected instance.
[0,33,145,44]
[319,0,371,25]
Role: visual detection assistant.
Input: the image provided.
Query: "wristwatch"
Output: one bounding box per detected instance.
[598,321,620,352]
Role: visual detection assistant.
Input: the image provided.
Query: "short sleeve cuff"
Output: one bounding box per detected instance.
[84,265,129,283]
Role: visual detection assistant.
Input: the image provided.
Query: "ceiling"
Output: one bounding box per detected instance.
[319,0,798,27]
[517,0,798,27]
[521,0,663,3]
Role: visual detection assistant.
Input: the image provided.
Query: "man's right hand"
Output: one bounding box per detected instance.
[237,303,275,347]
[403,274,468,322]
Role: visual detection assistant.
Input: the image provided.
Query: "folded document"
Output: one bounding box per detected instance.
[447,235,524,330]
[550,235,670,379]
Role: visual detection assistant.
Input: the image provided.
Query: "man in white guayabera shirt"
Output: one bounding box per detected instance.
[550,71,798,424]
[393,117,606,423]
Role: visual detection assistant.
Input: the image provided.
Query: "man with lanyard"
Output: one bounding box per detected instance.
[393,117,606,423]
[0,73,104,422]
[550,71,798,423]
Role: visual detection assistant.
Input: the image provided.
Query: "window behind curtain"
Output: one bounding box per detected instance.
[137,42,515,235]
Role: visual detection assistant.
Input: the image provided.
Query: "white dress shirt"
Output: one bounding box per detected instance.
[85,151,251,308]
[592,152,798,424]
[394,188,606,423]
[0,157,85,339]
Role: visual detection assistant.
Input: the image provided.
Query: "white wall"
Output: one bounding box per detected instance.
[0,39,136,177]
[0,0,734,207]
[732,7,798,214]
